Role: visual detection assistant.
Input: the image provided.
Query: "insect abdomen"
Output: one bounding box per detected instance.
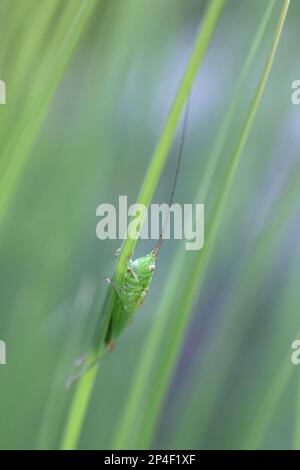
[122,271,150,312]
[107,253,155,340]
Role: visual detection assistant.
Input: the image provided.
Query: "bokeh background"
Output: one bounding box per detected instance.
[0,0,300,450]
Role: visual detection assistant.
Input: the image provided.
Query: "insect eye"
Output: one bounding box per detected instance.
[149,264,156,271]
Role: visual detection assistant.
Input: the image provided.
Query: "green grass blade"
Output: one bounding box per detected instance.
[61,367,98,450]
[243,341,297,449]
[113,0,226,271]
[60,0,226,450]
[0,0,97,223]
[113,0,290,449]
[173,160,300,448]
[199,0,276,201]
[293,372,300,449]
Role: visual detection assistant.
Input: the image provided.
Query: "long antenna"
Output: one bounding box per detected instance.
[152,93,190,257]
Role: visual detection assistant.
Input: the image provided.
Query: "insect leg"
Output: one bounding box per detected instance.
[138,288,149,306]
[106,277,121,296]
[105,277,128,310]
[114,247,121,257]
[126,258,139,281]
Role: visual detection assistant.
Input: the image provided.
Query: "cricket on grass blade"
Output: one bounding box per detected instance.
[66,95,191,388]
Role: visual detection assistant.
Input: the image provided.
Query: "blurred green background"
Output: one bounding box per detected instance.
[0,0,300,450]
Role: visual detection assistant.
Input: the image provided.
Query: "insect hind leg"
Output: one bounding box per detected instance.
[105,277,128,309]
[106,277,120,294]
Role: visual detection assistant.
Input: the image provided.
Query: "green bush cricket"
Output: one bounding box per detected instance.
[105,96,190,346]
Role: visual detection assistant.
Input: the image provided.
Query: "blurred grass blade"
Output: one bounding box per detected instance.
[61,0,226,450]
[146,0,280,444]
[174,159,300,448]
[114,0,290,449]
[243,339,297,449]
[0,0,97,223]
[113,0,226,270]
[36,279,97,450]
[294,372,300,449]
[199,0,276,201]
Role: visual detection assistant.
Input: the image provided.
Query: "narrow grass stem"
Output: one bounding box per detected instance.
[0,0,97,223]
[60,0,225,450]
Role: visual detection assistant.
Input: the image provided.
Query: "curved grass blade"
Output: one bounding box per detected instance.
[0,0,98,223]
[172,159,300,448]
[61,0,226,450]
